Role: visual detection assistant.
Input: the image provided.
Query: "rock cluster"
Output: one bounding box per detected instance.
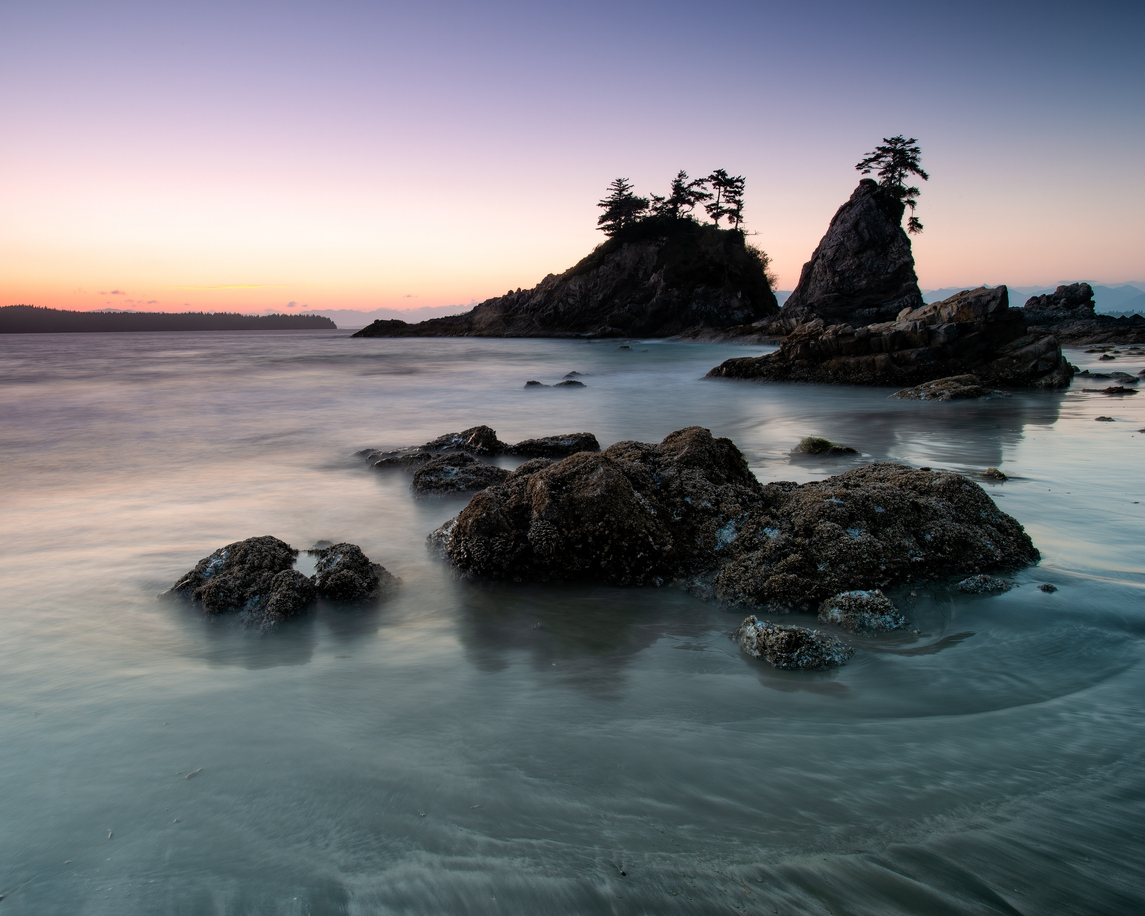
[1022,283,1145,344]
[707,286,1073,389]
[776,179,924,329]
[164,536,397,626]
[361,426,601,495]
[430,428,1040,611]
[352,221,778,339]
[891,374,990,401]
[736,616,854,670]
[1023,282,1096,322]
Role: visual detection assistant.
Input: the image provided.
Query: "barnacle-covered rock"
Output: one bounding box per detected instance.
[736,616,854,670]
[818,590,908,633]
[310,542,400,601]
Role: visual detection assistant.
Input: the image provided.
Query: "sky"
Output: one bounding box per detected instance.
[2,0,1142,315]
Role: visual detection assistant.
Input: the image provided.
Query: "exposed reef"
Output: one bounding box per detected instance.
[352,221,778,339]
[707,286,1073,389]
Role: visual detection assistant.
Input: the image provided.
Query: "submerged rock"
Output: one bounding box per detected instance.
[708,286,1073,390]
[412,453,510,495]
[792,436,859,456]
[737,615,854,670]
[310,542,400,601]
[554,379,586,388]
[957,574,1013,594]
[892,374,988,401]
[817,590,907,633]
[430,428,1039,610]
[164,535,314,624]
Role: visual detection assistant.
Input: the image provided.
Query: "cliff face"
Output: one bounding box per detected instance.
[778,179,923,328]
[353,221,779,338]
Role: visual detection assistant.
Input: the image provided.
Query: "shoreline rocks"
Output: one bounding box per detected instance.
[429,427,1040,610]
[707,286,1073,390]
[1023,283,1145,344]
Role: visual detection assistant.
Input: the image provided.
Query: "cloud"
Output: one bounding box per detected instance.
[404,294,416,298]
[99,290,126,295]
[146,300,157,305]
[286,301,297,308]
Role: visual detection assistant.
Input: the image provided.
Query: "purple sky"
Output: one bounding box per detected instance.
[2,0,1142,313]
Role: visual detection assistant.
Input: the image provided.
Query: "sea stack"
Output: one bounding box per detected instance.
[778,178,923,329]
[352,221,779,338]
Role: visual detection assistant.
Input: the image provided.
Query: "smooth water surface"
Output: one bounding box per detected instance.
[1,330,1143,914]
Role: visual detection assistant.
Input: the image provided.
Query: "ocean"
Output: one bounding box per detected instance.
[1,329,1143,914]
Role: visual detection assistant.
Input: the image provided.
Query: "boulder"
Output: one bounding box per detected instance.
[164,535,315,624]
[1023,283,1096,322]
[737,616,854,670]
[818,590,907,633]
[708,286,1073,389]
[507,433,600,458]
[412,453,510,495]
[310,542,400,601]
[554,379,586,387]
[423,425,507,455]
[777,179,923,328]
[430,429,1040,611]
[792,436,859,456]
[892,374,988,401]
[351,220,778,339]
[957,574,1012,594]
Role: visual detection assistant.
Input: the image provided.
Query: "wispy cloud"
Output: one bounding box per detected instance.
[99,289,126,295]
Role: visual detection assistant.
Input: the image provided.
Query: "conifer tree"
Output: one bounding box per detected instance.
[596,178,649,235]
[855,136,928,234]
[704,169,744,228]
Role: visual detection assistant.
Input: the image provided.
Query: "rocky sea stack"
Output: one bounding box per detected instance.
[775,178,924,329]
[353,220,778,339]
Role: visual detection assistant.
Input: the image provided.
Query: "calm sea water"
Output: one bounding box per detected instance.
[1,329,1143,915]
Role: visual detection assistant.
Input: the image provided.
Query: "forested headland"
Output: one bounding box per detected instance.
[0,306,337,333]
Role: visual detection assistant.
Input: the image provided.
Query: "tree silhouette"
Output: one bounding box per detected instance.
[855,136,928,234]
[597,177,649,235]
[651,170,712,220]
[704,169,745,228]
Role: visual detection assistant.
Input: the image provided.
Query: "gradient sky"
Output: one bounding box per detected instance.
[2,0,1142,314]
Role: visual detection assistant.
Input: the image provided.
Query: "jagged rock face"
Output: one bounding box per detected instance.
[429,428,1040,611]
[352,223,779,339]
[779,179,923,328]
[1024,283,1096,322]
[708,286,1074,389]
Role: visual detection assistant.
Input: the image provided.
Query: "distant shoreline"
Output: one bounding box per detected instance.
[0,305,337,333]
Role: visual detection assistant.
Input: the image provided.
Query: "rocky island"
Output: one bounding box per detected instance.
[354,170,779,339]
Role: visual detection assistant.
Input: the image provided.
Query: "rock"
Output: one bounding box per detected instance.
[524,380,550,388]
[507,457,555,479]
[507,433,600,458]
[351,221,778,339]
[411,453,510,495]
[892,374,988,401]
[1095,416,1115,421]
[368,449,436,470]
[423,425,507,455]
[1109,372,1138,384]
[1023,283,1097,322]
[957,574,1012,594]
[432,427,764,585]
[430,428,1040,610]
[708,286,1073,390]
[1096,386,1137,395]
[563,371,585,378]
[792,436,859,456]
[554,379,586,387]
[310,543,400,601]
[980,467,1007,481]
[1099,354,1116,360]
[1039,583,1059,593]
[164,535,314,624]
[818,590,908,633]
[737,615,855,670]
[776,179,923,328]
